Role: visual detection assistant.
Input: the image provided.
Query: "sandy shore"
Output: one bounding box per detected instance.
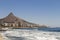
[0,34,4,40]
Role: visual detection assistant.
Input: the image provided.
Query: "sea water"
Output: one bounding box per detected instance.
[1,28,60,40]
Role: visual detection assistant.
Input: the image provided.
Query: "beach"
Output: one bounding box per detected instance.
[0,34,4,40]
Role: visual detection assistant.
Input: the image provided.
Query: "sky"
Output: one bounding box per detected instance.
[0,0,60,27]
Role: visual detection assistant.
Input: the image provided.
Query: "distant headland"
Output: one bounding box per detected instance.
[0,12,47,28]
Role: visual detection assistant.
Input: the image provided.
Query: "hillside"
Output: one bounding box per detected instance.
[0,12,47,28]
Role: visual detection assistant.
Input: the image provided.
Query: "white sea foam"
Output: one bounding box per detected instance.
[1,29,60,40]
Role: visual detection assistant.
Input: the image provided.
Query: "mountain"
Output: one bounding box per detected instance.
[0,12,47,28]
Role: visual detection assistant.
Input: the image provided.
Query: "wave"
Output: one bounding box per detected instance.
[1,29,60,40]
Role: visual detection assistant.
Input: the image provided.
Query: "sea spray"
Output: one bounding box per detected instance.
[1,29,60,40]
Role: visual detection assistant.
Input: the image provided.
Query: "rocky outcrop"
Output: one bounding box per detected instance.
[0,12,47,28]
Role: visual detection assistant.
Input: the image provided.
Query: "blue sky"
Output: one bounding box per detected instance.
[0,0,60,27]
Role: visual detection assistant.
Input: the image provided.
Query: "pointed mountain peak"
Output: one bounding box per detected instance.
[8,12,14,16]
[9,12,14,15]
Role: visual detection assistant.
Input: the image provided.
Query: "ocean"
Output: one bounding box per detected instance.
[1,28,60,40]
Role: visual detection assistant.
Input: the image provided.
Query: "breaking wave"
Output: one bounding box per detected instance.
[1,29,60,40]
